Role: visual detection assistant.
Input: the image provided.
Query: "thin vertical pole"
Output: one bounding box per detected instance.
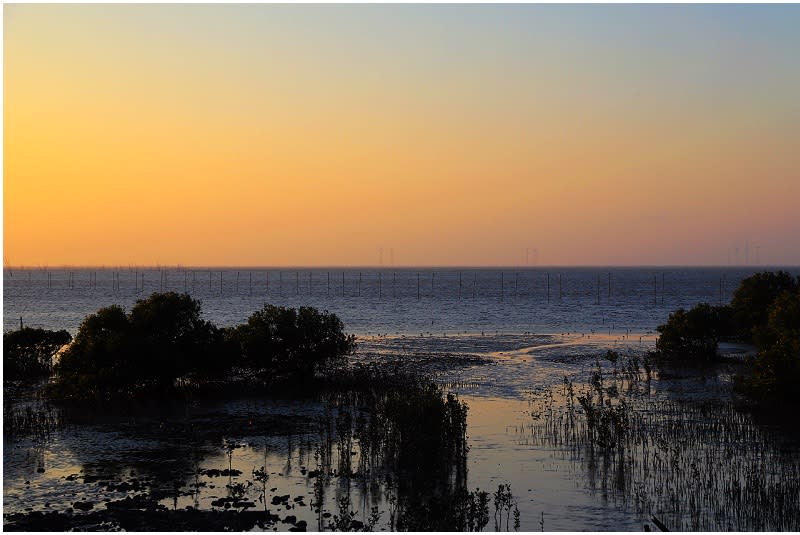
[546,272,550,303]
[236,271,240,294]
[653,275,657,306]
[661,272,665,306]
[559,273,562,300]
[141,273,144,293]
[393,272,396,299]
[379,272,382,299]
[597,275,600,305]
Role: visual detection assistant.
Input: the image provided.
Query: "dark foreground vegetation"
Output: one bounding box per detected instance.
[655,271,800,403]
[528,349,800,531]
[4,327,71,381]
[2,292,356,400]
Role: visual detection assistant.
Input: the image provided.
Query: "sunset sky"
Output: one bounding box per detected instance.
[4,4,800,267]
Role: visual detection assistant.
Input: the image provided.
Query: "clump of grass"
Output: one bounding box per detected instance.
[526,351,800,531]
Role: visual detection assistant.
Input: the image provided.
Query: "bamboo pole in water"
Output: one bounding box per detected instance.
[654,275,657,306]
[597,274,600,305]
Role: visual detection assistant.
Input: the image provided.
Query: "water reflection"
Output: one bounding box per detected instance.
[5,378,476,531]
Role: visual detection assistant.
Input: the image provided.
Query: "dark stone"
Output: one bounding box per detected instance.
[73,502,95,511]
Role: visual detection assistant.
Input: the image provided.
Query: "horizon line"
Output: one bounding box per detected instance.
[4,264,799,270]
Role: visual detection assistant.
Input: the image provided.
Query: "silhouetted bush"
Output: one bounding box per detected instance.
[49,293,355,399]
[52,305,132,398]
[655,271,800,403]
[737,287,800,402]
[52,294,221,399]
[3,327,71,381]
[655,303,732,362]
[234,304,355,378]
[731,270,799,341]
[127,292,220,387]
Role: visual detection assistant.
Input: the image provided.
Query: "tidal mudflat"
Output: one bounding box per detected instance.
[6,332,800,531]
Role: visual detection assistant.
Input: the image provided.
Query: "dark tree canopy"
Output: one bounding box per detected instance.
[49,293,355,399]
[55,305,134,397]
[3,327,72,381]
[127,292,220,387]
[730,271,800,341]
[235,304,356,377]
[741,288,800,401]
[656,303,732,362]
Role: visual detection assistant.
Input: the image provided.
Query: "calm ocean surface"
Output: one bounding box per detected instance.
[5,266,796,336]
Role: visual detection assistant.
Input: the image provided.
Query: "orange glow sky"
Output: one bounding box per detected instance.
[4,5,800,267]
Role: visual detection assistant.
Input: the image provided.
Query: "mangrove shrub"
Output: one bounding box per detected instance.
[730,270,799,341]
[655,303,732,362]
[234,304,355,378]
[3,327,71,381]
